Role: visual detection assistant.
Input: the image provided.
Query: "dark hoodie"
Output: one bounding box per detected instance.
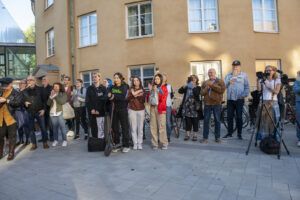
[109,83,129,111]
[86,84,108,117]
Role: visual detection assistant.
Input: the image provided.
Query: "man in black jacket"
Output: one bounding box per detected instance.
[0,77,23,161]
[23,76,49,150]
[85,73,108,139]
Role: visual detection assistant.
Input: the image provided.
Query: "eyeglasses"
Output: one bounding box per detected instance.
[27,79,34,81]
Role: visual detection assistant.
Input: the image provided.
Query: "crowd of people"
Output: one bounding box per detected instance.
[0,60,299,161]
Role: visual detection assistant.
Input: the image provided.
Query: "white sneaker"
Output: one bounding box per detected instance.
[161,145,168,150]
[67,131,74,137]
[133,144,138,150]
[52,140,58,147]
[62,141,67,147]
[112,147,121,153]
[297,141,300,147]
[137,144,143,150]
[122,147,130,153]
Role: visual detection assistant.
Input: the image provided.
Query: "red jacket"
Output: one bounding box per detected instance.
[157,85,168,114]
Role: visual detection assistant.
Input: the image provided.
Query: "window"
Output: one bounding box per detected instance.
[46,29,54,57]
[188,0,219,32]
[191,61,221,84]
[129,65,155,89]
[79,13,98,47]
[81,71,98,88]
[45,0,54,9]
[126,2,153,38]
[252,0,278,32]
[255,59,281,72]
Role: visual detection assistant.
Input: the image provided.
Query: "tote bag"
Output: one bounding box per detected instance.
[62,102,75,119]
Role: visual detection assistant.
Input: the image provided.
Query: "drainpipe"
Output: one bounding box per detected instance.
[30,0,35,15]
[68,0,76,84]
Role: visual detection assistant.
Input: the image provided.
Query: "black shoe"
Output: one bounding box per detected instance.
[168,138,170,143]
[74,135,80,140]
[38,139,43,143]
[223,134,232,139]
[84,135,88,140]
[237,135,243,140]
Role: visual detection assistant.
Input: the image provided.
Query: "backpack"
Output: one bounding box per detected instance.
[259,135,280,155]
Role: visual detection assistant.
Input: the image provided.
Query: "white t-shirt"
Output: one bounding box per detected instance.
[262,78,281,101]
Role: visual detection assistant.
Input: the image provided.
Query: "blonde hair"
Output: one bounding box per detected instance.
[92,72,102,78]
[265,65,278,79]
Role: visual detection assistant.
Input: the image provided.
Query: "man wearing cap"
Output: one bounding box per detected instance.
[223,60,250,139]
[0,77,23,161]
[23,75,49,150]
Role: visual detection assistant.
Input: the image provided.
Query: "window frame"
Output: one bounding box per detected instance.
[46,28,55,58]
[252,0,279,33]
[78,12,98,48]
[45,0,54,9]
[81,70,99,88]
[190,60,222,84]
[128,64,156,89]
[126,1,154,39]
[187,0,220,33]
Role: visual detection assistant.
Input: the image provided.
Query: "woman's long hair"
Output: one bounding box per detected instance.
[113,72,126,85]
[153,73,163,87]
[187,75,199,85]
[130,76,143,90]
[265,65,278,80]
[53,82,65,93]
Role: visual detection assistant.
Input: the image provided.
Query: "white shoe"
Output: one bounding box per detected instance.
[52,140,58,147]
[67,131,74,137]
[137,144,143,150]
[297,141,300,147]
[133,144,138,150]
[161,145,168,150]
[112,147,121,153]
[122,147,130,153]
[62,141,67,147]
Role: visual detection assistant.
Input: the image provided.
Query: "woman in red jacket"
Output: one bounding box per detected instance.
[149,73,168,150]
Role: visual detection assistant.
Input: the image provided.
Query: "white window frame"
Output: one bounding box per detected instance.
[79,12,98,48]
[252,0,279,33]
[46,28,54,57]
[128,64,155,89]
[190,61,222,84]
[81,71,98,87]
[45,0,54,9]
[126,1,154,39]
[187,0,219,33]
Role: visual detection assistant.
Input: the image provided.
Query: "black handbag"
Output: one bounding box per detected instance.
[88,137,106,152]
[259,135,280,155]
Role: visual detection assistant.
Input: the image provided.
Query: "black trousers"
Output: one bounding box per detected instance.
[0,122,17,149]
[89,115,100,138]
[112,109,129,148]
[66,119,74,131]
[227,99,244,136]
[185,117,199,132]
[74,107,88,135]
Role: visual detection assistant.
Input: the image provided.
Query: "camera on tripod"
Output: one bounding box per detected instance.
[256,71,270,81]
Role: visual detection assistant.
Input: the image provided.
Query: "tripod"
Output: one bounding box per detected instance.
[246,80,290,159]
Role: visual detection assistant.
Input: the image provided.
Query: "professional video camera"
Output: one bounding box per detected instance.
[256,71,269,81]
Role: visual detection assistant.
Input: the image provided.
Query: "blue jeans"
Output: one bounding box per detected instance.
[296,101,300,141]
[227,99,244,136]
[28,112,48,144]
[203,105,221,139]
[166,106,172,139]
[51,115,67,141]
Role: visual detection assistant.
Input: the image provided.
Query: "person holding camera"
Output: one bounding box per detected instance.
[178,75,201,141]
[256,65,281,140]
[0,77,23,161]
[200,69,226,143]
[223,60,250,140]
[293,71,300,147]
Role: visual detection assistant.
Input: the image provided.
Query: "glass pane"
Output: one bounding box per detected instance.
[204,0,216,9]
[143,67,154,77]
[90,24,97,36]
[128,16,138,26]
[189,10,201,21]
[140,3,152,14]
[128,5,138,16]
[81,27,88,37]
[264,0,275,9]
[128,26,139,37]
[80,16,88,28]
[204,9,216,20]
[141,13,152,25]
[0,55,4,65]
[89,14,97,25]
[80,36,89,46]
[264,21,277,31]
[253,10,262,21]
[190,21,202,32]
[205,20,217,31]
[141,24,152,35]
[189,0,201,9]
[130,68,141,77]
[91,34,97,44]
[254,20,263,31]
[253,0,262,9]
[264,10,276,21]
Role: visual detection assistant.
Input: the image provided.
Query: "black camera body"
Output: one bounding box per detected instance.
[256,71,270,80]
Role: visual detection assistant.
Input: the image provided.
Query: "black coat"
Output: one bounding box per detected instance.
[23,86,45,114]
[86,84,108,117]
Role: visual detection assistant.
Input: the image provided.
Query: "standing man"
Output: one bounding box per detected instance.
[0,77,23,161]
[200,69,226,143]
[23,75,49,150]
[72,79,89,139]
[223,60,250,139]
[293,71,300,147]
[41,76,53,142]
[63,76,74,137]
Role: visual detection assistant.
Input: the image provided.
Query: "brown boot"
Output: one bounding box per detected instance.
[7,144,15,161]
[43,142,49,149]
[30,144,37,151]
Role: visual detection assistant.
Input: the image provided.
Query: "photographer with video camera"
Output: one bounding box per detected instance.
[293,71,300,147]
[256,65,281,140]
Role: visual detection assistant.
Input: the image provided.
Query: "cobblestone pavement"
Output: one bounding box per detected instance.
[0,124,300,200]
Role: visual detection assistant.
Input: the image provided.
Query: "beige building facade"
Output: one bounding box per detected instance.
[34,0,300,89]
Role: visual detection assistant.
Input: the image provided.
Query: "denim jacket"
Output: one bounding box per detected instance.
[293,80,300,102]
[224,72,250,100]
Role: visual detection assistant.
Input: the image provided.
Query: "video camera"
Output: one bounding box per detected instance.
[256,71,270,81]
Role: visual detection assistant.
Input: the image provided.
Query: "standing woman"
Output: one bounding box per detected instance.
[256,65,281,140]
[149,73,168,150]
[128,76,145,150]
[47,83,68,147]
[162,74,174,142]
[178,75,201,141]
[108,72,130,153]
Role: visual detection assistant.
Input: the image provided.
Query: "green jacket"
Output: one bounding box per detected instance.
[47,92,67,113]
